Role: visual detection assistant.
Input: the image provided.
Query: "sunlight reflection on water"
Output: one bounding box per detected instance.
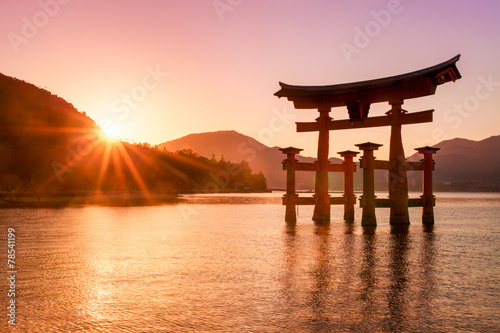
[0,193,499,332]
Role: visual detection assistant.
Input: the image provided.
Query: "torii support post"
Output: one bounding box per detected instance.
[388,101,410,226]
[356,142,382,226]
[415,146,439,224]
[338,150,359,221]
[312,108,332,222]
[280,147,303,223]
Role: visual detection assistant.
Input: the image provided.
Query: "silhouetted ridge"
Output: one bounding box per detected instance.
[0,73,98,190]
[159,130,344,190]
[407,135,500,191]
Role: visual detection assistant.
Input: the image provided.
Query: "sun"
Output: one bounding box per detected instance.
[100,123,122,142]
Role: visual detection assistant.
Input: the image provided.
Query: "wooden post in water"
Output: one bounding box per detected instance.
[280,147,303,223]
[415,146,439,224]
[356,142,382,226]
[312,108,332,222]
[338,150,359,221]
[387,101,410,226]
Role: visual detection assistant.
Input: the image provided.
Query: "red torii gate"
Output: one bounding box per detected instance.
[275,55,461,225]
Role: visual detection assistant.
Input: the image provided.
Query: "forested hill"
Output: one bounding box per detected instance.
[0,73,97,129]
[0,73,267,195]
[0,72,98,189]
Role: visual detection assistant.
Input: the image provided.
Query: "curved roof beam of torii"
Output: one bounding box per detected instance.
[274,54,461,113]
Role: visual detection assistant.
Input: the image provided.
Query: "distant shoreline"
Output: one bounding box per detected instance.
[1,189,498,208]
[0,192,180,208]
[269,189,500,193]
[0,190,271,208]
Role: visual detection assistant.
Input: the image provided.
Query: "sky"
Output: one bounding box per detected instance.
[1,0,499,159]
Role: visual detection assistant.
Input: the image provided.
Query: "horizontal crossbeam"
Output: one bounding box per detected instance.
[282,196,347,205]
[282,161,349,172]
[296,109,434,133]
[359,160,428,171]
[359,197,435,208]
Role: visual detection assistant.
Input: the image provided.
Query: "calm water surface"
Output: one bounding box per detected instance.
[1,192,499,332]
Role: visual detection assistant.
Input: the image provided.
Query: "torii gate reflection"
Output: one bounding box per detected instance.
[275,55,461,225]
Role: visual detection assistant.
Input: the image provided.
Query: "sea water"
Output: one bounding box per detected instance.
[0,192,499,332]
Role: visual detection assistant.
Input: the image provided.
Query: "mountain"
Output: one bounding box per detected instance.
[0,72,99,188]
[160,131,500,192]
[159,130,344,190]
[407,136,500,191]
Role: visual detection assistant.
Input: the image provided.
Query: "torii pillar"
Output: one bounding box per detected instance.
[312,108,332,222]
[356,142,382,226]
[416,146,439,224]
[338,150,359,221]
[388,100,410,226]
[280,147,303,223]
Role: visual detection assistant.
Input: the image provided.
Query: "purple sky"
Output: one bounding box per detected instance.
[1,0,499,158]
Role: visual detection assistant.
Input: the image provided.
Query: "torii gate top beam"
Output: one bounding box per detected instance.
[274,55,461,120]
